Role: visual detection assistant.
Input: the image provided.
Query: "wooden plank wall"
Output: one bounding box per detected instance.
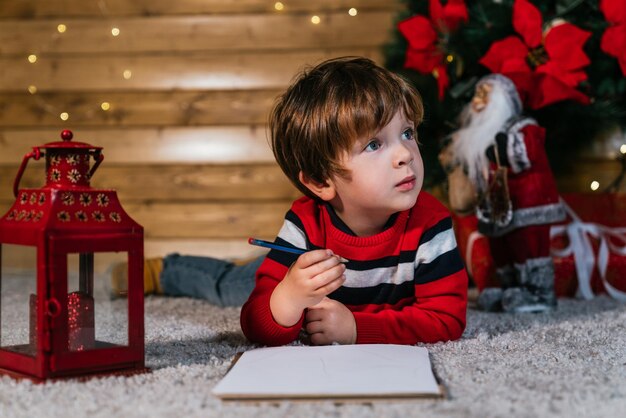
[2,1,623,268]
[0,0,402,261]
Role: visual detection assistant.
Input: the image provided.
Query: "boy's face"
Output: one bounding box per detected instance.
[328,110,423,233]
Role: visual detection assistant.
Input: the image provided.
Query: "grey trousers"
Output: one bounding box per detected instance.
[160,254,264,307]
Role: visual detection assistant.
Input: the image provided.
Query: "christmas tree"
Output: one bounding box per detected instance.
[385,0,626,188]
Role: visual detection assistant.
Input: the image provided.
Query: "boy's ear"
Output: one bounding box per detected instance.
[298,171,336,202]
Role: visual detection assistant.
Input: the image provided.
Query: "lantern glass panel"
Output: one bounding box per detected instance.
[65,252,128,351]
[0,244,37,357]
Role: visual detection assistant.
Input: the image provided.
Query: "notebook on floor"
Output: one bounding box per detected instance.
[212,344,444,401]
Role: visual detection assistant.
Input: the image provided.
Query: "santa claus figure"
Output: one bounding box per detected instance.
[447,74,565,312]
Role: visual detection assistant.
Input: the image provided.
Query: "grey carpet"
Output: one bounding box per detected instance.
[1,289,625,418]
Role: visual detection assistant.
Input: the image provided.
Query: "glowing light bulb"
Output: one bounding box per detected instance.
[590,181,600,191]
[123,69,132,79]
[60,112,69,121]
[111,27,120,36]
[620,144,626,154]
[28,54,37,63]
[274,2,284,11]
[446,54,454,63]
[101,102,111,111]
[28,85,37,94]
[311,15,321,25]
[348,8,358,16]
[57,24,67,33]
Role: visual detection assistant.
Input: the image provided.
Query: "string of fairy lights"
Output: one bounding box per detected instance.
[24,2,361,121]
[18,1,626,191]
[26,20,125,120]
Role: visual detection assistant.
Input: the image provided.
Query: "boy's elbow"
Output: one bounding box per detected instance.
[448,320,465,341]
[428,320,464,344]
[434,308,466,343]
[449,303,467,341]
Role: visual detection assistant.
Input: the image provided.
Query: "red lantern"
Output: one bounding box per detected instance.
[0,130,145,380]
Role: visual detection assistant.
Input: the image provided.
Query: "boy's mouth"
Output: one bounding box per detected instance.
[395,175,416,190]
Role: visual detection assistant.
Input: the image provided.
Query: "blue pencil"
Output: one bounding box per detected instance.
[248,237,349,262]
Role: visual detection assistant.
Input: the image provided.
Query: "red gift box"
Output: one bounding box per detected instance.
[453,193,626,299]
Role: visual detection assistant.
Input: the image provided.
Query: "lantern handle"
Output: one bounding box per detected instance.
[13,147,42,197]
[87,150,104,180]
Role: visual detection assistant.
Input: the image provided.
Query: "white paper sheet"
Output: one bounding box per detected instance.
[212,344,442,399]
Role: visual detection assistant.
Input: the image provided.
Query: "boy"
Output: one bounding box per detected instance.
[240,57,468,346]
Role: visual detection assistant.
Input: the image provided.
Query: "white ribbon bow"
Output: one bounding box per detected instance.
[464,198,626,301]
[550,198,626,301]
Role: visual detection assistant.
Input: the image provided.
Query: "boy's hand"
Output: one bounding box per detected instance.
[305,297,357,345]
[270,250,346,327]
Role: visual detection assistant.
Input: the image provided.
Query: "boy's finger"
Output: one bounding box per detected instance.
[306,256,344,280]
[314,273,346,295]
[309,262,345,287]
[296,249,335,268]
[304,319,324,335]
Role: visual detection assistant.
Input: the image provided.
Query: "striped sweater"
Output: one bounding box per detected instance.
[240,192,468,346]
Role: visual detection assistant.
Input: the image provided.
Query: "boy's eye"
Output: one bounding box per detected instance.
[402,128,415,141]
[364,140,381,152]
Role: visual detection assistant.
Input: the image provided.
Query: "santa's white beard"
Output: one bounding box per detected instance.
[452,88,515,188]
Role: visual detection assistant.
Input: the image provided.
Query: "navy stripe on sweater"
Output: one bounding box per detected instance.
[419,217,453,246]
[330,280,415,306]
[414,248,465,284]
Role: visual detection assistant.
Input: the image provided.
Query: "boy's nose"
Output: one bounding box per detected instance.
[394,143,414,167]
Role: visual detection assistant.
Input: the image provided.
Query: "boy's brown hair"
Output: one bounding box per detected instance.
[269,56,424,199]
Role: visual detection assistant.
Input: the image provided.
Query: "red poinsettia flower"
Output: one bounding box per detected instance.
[398,0,468,99]
[600,0,626,76]
[428,0,469,32]
[479,0,591,109]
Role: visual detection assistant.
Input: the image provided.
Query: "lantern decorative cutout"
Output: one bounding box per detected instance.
[0,130,145,380]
